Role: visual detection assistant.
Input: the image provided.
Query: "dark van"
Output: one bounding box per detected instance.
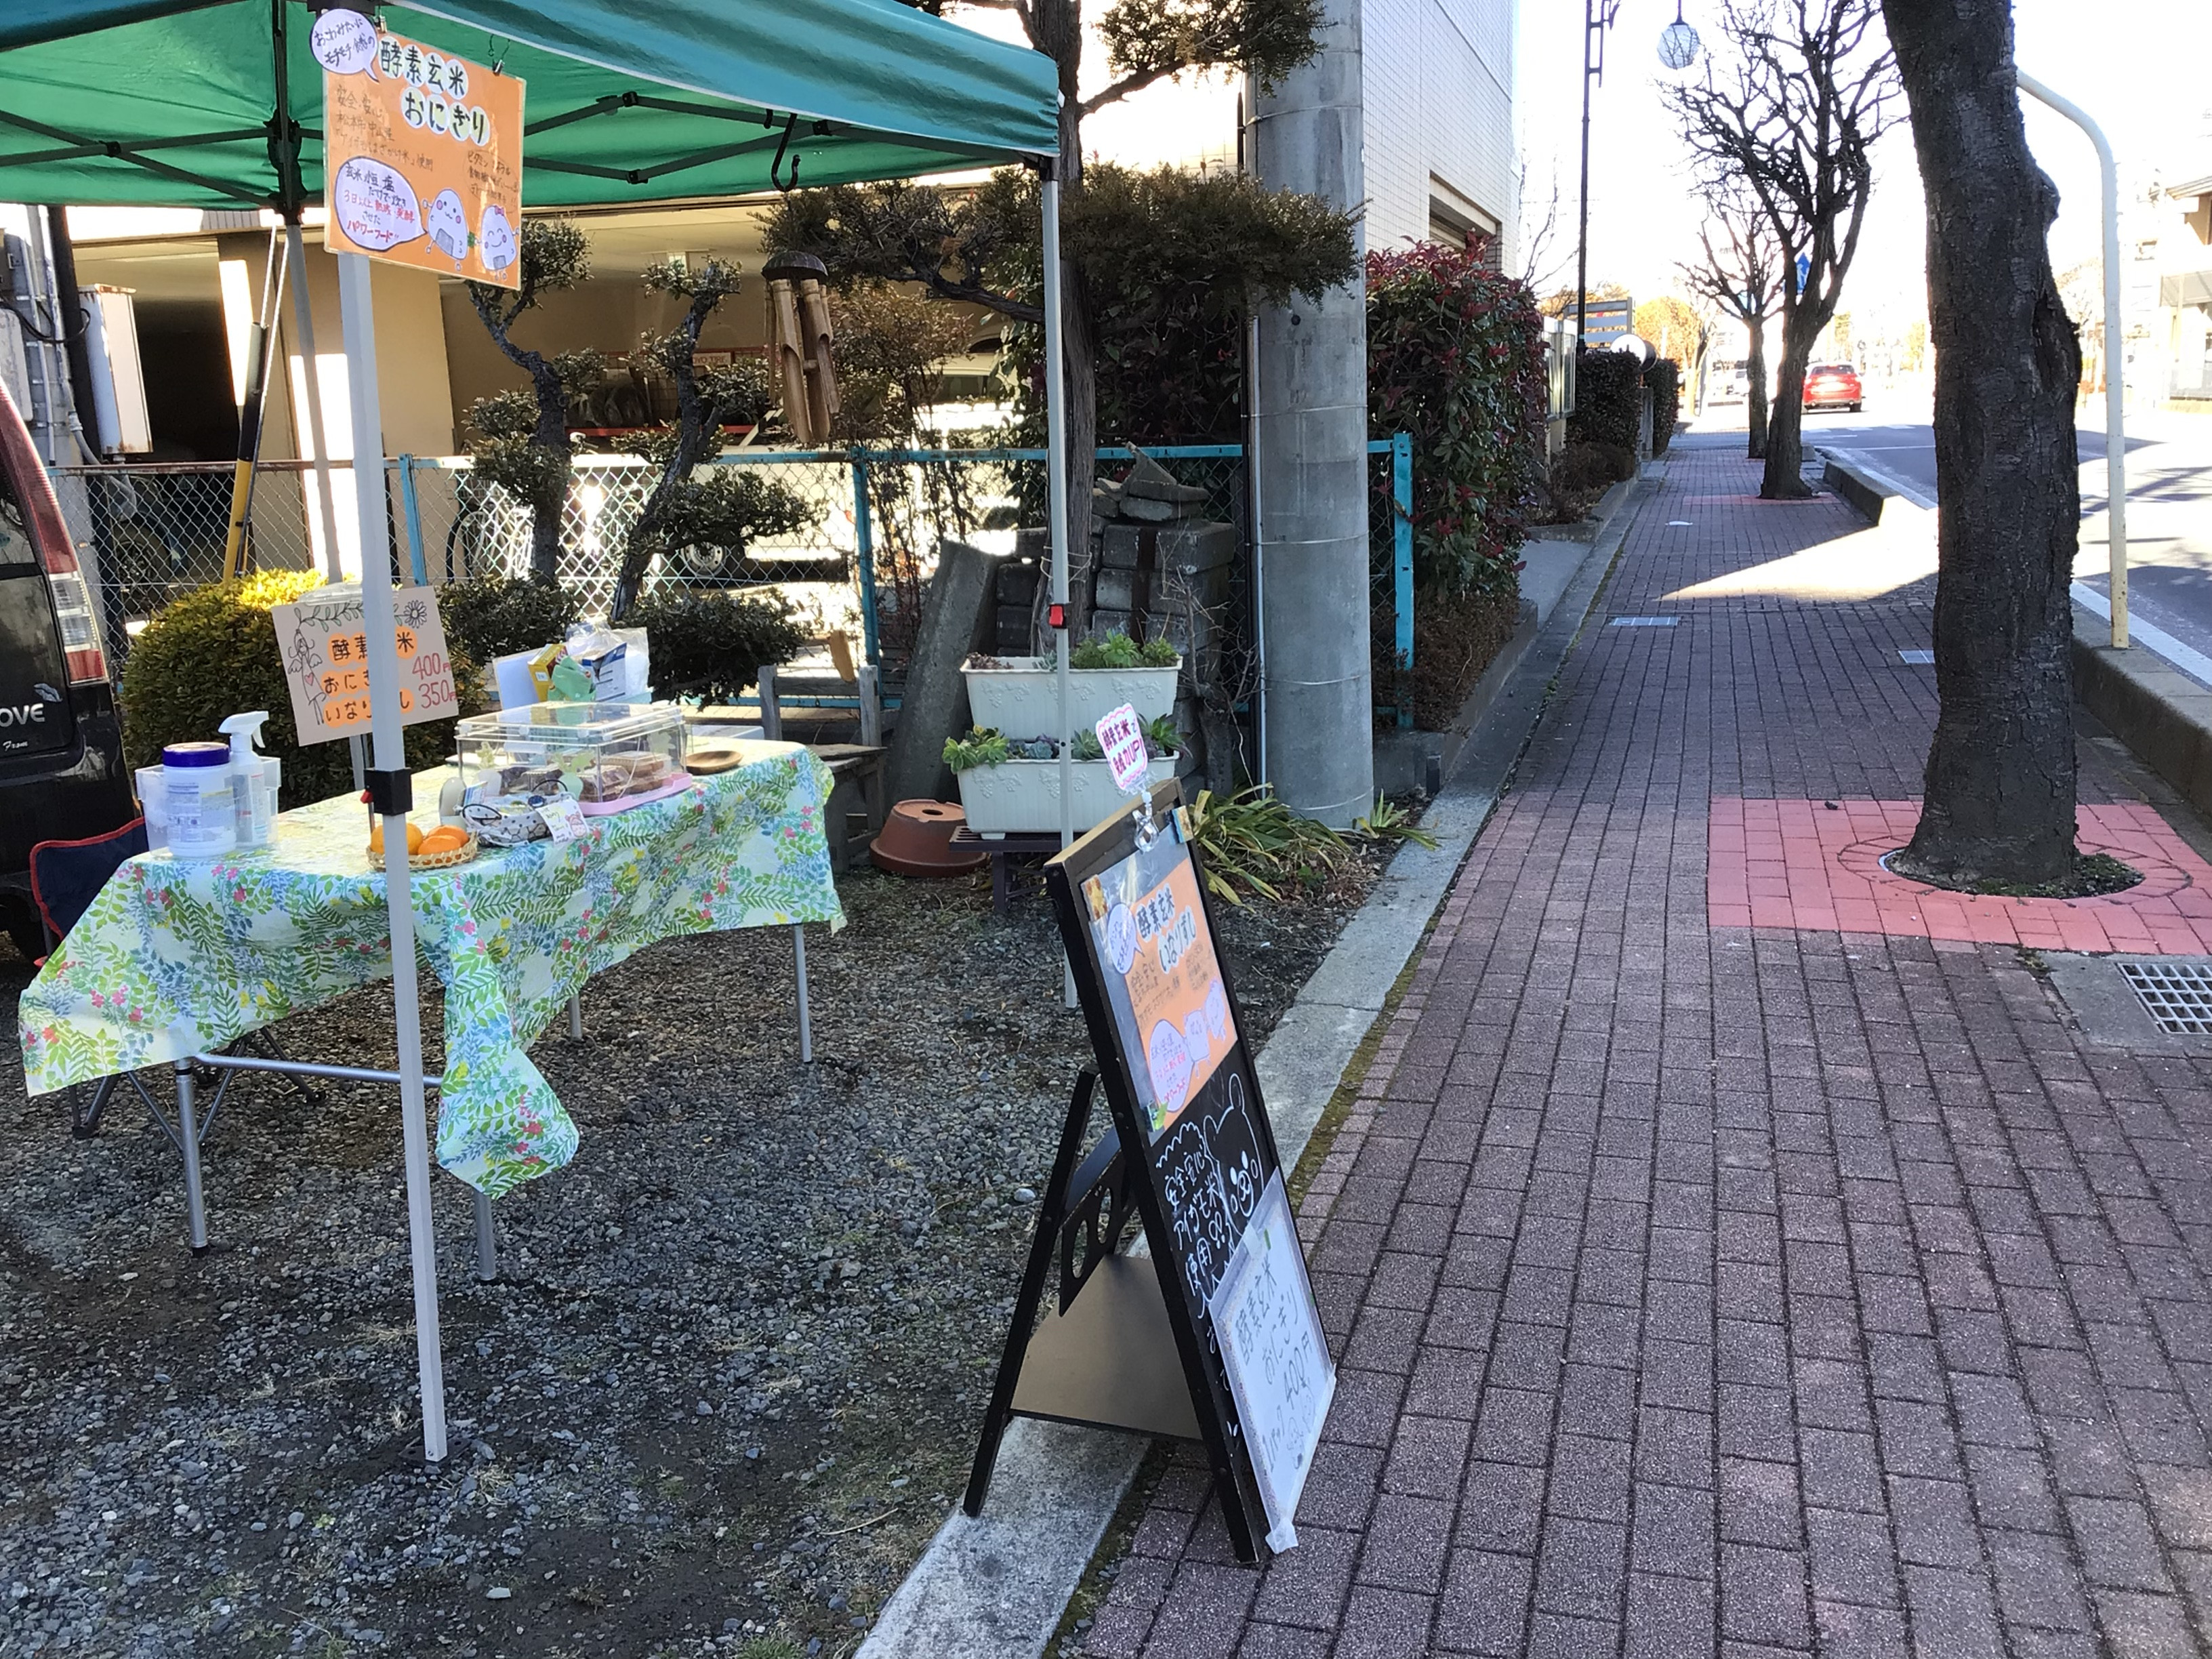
[0,378,133,957]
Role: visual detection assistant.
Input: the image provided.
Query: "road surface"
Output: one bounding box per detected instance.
[1694,393,2212,684]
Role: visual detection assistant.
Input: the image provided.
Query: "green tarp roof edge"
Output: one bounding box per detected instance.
[0,0,1057,209]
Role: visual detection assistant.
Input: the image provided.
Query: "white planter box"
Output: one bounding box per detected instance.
[962,657,1181,734]
[954,755,1178,838]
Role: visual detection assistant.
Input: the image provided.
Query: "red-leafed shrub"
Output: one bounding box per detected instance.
[1366,245,1549,599]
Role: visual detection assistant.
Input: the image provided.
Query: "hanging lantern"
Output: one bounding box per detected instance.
[1658,3,1700,70]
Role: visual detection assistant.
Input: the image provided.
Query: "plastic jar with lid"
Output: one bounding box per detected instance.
[162,741,237,859]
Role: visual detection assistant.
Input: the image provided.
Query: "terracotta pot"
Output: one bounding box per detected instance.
[869,798,987,877]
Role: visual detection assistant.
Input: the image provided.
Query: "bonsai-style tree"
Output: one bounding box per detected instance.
[1879,0,2087,889]
[763,165,1355,631]
[463,218,596,581]
[1667,0,1896,498]
[608,259,809,621]
[1678,177,1784,456]
[764,0,1324,599]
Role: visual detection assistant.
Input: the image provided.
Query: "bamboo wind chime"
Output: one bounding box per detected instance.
[762,251,839,446]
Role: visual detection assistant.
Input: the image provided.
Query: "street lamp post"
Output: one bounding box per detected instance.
[1574,1,1700,354]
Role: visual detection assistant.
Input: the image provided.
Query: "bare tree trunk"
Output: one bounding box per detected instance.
[1883,0,2083,887]
[1745,314,1771,459]
[1761,315,1816,499]
[527,360,570,584]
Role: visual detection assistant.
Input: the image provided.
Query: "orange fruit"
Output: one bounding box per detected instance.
[367,821,428,855]
[418,825,468,855]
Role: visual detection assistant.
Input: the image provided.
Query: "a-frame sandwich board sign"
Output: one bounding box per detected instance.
[966,779,1336,1562]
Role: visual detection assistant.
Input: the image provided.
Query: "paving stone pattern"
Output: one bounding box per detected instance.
[1084,439,2212,1658]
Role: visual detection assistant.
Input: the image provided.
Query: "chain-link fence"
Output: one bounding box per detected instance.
[49,441,1412,714]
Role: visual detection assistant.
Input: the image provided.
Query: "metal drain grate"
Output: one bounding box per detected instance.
[2118,960,2212,1033]
[1610,615,1679,628]
[1900,649,1933,664]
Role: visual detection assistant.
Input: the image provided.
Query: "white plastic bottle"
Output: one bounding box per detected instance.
[218,710,282,849]
[161,742,235,859]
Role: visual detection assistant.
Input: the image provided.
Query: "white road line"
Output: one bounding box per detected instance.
[2072,582,2212,690]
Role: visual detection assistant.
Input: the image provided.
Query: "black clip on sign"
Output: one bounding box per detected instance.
[965,778,1337,1561]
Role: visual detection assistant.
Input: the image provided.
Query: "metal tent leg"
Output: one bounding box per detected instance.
[174,1060,209,1256]
[792,924,813,1063]
[472,1191,497,1283]
[567,993,583,1040]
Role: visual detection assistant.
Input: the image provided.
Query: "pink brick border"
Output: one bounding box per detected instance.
[1708,796,2212,953]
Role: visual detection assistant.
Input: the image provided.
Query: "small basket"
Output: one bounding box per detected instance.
[411,834,480,870]
[368,833,481,870]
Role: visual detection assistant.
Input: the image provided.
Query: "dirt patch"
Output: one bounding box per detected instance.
[0,844,1383,1658]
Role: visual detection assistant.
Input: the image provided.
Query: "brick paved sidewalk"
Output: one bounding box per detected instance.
[1084,438,2212,1658]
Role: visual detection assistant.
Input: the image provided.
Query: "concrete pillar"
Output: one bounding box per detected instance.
[1254,0,1374,827]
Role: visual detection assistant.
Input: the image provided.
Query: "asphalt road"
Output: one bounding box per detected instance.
[1694,393,2212,684]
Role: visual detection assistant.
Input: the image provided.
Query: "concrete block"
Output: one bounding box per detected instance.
[883,538,1000,805]
[1098,520,1237,575]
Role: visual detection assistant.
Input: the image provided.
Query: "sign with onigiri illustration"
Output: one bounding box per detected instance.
[319,13,525,288]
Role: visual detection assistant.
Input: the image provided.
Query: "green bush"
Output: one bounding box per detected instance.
[1366,245,1549,598]
[628,588,808,704]
[1646,358,1681,455]
[436,573,585,666]
[1570,348,1644,457]
[121,572,465,810]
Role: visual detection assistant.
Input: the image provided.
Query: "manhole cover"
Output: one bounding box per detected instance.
[2118,959,2212,1033]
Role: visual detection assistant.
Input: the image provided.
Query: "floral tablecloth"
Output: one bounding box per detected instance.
[19,742,844,1196]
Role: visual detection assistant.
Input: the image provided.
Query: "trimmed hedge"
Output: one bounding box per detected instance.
[1569,348,1644,456]
[1647,358,1681,455]
[1367,244,1549,599]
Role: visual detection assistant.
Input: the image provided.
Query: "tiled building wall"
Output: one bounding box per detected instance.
[1362,0,1517,260]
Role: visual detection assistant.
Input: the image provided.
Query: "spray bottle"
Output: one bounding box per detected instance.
[218,711,282,849]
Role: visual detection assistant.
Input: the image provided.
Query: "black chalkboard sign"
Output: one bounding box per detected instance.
[966,780,1336,1562]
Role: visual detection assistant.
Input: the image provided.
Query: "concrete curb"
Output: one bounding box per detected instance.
[858,484,1641,1659]
[2072,605,2212,820]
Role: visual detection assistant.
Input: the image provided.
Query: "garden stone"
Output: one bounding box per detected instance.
[883,538,1000,805]
[1116,494,1176,523]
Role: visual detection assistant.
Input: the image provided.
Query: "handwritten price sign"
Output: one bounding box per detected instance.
[271,583,459,745]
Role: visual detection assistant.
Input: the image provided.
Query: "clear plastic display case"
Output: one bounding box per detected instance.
[454,701,690,813]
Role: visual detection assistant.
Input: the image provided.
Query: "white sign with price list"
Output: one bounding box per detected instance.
[1211,1172,1337,1550]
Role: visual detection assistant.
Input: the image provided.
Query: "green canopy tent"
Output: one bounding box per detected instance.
[1,0,1076,1467]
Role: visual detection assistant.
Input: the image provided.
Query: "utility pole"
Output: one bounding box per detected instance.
[1575,0,1616,354]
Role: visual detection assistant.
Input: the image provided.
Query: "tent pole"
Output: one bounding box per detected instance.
[287,219,346,583]
[336,249,449,1468]
[1043,168,1075,1009]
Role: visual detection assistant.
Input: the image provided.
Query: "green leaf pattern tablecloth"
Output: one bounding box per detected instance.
[18,743,844,1197]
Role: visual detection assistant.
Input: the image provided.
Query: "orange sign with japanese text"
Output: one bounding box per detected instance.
[321,18,525,288]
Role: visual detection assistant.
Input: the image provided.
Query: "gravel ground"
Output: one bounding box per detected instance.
[0,844,1382,1659]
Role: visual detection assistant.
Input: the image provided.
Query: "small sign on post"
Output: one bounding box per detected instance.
[319,11,525,289]
[1095,702,1150,796]
[270,583,459,744]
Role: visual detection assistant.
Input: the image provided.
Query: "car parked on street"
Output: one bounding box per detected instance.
[1803,361,1864,412]
[0,380,134,958]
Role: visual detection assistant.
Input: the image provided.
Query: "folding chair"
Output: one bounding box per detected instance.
[29,822,320,1147]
